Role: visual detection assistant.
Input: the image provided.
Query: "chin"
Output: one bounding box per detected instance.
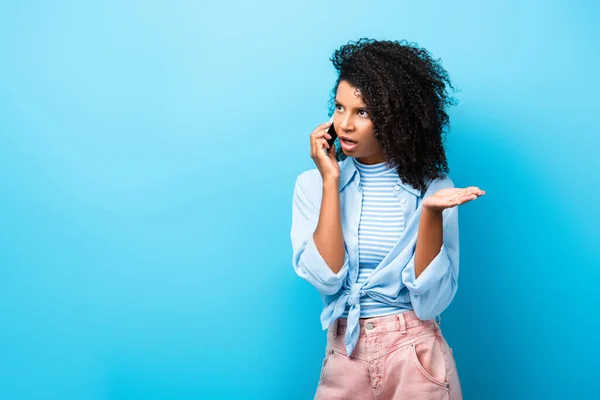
[341,147,360,155]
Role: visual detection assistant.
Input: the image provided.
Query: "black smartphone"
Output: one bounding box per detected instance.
[326,117,337,153]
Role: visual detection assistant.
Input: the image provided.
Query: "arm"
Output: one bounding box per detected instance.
[290,174,350,295]
[414,208,444,279]
[314,177,346,274]
[402,183,485,320]
[401,205,459,320]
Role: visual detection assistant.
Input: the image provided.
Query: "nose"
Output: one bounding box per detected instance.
[339,114,354,131]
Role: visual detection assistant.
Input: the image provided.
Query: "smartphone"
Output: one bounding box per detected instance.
[326,116,337,153]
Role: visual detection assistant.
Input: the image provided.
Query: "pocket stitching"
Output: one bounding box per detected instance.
[319,348,333,384]
[409,342,449,389]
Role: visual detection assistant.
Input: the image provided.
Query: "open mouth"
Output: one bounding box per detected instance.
[340,138,358,151]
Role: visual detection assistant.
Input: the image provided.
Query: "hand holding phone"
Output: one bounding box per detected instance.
[309,117,340,181]
[326,116,337,153]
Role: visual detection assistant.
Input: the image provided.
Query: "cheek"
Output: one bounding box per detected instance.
[366,134,381,150]
[358,126,376,144]
[354,124,378,151]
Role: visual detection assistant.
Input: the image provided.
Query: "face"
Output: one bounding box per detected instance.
[333,80,386,165]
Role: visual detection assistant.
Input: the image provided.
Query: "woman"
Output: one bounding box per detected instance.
[290,38,485,399]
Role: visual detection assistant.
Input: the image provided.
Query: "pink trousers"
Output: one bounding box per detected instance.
[314,310,462,400]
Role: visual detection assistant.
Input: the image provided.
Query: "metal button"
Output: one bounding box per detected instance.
[366,322,374,330]
[395,186,400,190]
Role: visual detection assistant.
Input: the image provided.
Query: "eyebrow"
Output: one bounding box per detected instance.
[334,99,368,109]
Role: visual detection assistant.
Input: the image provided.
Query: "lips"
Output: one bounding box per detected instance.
[339,137,358,151]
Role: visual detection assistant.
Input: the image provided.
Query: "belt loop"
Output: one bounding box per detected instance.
[399,312,407,335]
[330,319,338,338]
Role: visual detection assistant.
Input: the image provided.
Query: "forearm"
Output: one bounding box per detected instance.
[312,178,345,274]
[414,207,443,279]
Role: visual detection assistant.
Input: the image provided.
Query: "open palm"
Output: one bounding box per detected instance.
[423,186,486,212]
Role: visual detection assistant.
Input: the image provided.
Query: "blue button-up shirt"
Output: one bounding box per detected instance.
[290,156,460,356]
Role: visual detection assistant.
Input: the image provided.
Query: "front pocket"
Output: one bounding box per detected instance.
[409,340,449,389]
[319,347,334,384]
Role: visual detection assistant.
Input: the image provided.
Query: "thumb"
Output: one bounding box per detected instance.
[328,142,337,161]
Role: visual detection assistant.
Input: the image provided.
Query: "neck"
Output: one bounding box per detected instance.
[355,153,386,165]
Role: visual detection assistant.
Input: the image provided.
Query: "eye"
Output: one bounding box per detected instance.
[335,104,343,111]
[359,110,369,117]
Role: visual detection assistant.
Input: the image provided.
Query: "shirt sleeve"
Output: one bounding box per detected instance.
[401,204,459,320]
[290,174,350,295]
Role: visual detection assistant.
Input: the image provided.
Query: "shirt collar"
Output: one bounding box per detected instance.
[338,157,422,197]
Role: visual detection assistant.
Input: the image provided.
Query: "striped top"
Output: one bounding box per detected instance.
[340,157,406,318]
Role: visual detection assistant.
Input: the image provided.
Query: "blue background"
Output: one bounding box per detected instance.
[1,1,599,399]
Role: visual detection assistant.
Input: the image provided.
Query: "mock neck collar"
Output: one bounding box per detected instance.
[338,157,422,197]
[353,158,397,176]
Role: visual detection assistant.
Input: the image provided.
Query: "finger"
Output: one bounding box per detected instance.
[451,188,482,200]
[312,121,333,135]
[328,142,337,159]
[310,128,329,140]
[464,186,485,195]
[310,131,318,158]
[310,134,328,158]
[456,194,479,205]
[319,137,331,150]
[315,139,330,160]
[312,137,327,158]
[461,191,484,200]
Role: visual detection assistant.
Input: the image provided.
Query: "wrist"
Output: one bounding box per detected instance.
[422,205,444,216]
[323,176,339,186]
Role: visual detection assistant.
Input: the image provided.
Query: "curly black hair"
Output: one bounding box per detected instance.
[328,38,459,193]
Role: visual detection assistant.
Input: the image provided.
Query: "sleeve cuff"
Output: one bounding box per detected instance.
[301,234,349,294]
[403,244,450,295]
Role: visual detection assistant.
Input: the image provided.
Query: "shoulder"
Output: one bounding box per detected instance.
[294,168,320,194]
[293,161,343,202]
[422,174,460,220]
[295,167,321,186]
[292,168,321,209]
[423,174,455,196]
[294,161,343,190]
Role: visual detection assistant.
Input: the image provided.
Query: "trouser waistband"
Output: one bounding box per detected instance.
[329,311,441,338]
